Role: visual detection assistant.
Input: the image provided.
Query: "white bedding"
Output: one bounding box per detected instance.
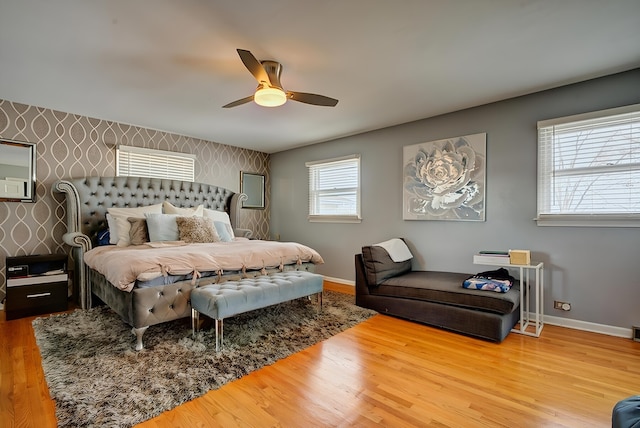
[84,239,324,292]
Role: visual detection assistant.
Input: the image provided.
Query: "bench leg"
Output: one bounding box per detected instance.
[191,308,200,337]
[215,319,224,352]
[307,292,323,311]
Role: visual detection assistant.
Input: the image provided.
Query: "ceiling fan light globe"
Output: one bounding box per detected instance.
[254,87,287,107]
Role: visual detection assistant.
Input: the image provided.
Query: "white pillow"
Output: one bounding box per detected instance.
[162,201,204,217]
[203,208,235,239]
[203,208,231,224]
[106,203,162,245]
[113,215,136,247]
[145,213,180,242]
[106,213,118,245]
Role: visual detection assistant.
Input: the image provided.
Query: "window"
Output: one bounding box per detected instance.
[116,145,196,182]
[537,104,640,227]
[306,154,361,223]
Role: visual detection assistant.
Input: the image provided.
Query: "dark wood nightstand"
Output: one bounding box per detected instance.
[5,254,68,320]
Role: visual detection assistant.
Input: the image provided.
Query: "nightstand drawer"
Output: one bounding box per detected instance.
[5,281,68,320]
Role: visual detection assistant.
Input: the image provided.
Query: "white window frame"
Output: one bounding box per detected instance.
[306,154,361,223]
[116,145,196,182]
[536,103,640,227]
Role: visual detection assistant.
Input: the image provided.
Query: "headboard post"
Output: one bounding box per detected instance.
[54,179,93,309]
[230,193,250,237]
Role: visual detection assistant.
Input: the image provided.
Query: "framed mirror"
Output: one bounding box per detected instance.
[240,172,265,209]
[0,139,37,202]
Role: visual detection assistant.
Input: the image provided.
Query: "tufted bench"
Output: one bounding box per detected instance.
[191,271,324,351]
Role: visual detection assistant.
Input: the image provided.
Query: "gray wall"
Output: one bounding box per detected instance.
[270,68,640,330]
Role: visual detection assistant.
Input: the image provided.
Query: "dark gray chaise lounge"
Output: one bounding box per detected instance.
[355,244,521,342]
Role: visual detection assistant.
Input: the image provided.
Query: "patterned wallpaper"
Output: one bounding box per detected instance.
[0,99,270,303]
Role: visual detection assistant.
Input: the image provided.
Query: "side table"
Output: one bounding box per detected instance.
[473,258,544,337]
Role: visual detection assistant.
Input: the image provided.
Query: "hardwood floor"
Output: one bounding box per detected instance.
[2,281,639,427]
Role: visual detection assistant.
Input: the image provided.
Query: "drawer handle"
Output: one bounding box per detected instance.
[27,292,51,298]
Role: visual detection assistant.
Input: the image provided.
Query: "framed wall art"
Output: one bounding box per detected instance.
[403,133,486,221]
[240,171,265,209]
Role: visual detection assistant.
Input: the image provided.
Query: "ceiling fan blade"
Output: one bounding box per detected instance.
[222,95,254,108]
[237,49,271,85]
[288,91,339,107]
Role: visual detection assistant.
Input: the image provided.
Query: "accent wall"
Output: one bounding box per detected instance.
[0,99,270,303]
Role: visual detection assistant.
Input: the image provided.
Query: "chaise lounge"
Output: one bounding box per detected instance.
[355,239,521,342]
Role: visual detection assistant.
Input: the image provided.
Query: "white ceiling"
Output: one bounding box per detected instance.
[1,1,639,154]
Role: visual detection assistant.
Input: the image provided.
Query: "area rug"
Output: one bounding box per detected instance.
[32,290,377,428]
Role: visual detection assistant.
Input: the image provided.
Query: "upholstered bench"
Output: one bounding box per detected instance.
[191,271,324,351]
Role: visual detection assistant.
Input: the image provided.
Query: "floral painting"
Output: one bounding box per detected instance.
[403,133,486,221]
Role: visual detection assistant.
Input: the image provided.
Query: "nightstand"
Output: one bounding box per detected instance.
[5,254,69,320]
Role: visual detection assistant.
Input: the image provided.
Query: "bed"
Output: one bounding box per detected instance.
[54,176,323,349]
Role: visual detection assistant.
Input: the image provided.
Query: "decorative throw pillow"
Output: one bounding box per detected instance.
[203,209,235,239]
[113,215,140,247]
[106,203,163,245]
[128,218,149,245]
[96,228,111,246]
[145,213,180,242]
[176,216,220,243]
[213,221,233,242]
[162,201,204,217]
[361,244,412,285]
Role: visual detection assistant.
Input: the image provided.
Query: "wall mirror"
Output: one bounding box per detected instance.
[240,172,265,209]
[0,139,37,202]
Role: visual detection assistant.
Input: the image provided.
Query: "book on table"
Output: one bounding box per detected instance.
[478,250,509,256]
[474,251,511,265]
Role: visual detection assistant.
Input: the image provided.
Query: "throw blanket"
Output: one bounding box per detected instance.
[84,240,324,292]
[463,268,514,293]
[374,238,413,262]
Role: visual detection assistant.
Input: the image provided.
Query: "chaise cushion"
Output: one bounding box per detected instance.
[362,245,412,285]
[372,270,520,315]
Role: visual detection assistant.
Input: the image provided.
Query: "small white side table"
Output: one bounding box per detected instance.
[473,259,544,337]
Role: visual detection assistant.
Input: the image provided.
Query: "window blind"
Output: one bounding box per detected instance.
[537,103,640,227]
[306,154,361,223]
[116,145,196,182]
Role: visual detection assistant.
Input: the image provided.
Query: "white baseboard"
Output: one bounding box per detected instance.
[543,314,632,339]
[322,275,355,286]
[321,276,632,339]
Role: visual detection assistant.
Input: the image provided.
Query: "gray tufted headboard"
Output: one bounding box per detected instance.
[54,176,248,308]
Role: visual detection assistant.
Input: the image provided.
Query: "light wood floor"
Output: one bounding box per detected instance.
[2,281,639,427]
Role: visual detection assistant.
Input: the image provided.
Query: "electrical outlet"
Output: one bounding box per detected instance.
[554,300,571,311]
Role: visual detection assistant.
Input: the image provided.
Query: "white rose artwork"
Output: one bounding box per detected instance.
[403,133,486,221]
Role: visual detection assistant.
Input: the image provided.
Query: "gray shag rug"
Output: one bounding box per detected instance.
[32,290,376,428]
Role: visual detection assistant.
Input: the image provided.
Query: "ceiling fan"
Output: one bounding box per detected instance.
[223,49,339,108]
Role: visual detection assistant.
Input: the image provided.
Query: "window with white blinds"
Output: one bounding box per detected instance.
[306,154,361,223]
[116,145,196,182]
[537,104,640,227]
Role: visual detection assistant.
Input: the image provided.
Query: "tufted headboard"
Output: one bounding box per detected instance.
[54,176,248,309]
